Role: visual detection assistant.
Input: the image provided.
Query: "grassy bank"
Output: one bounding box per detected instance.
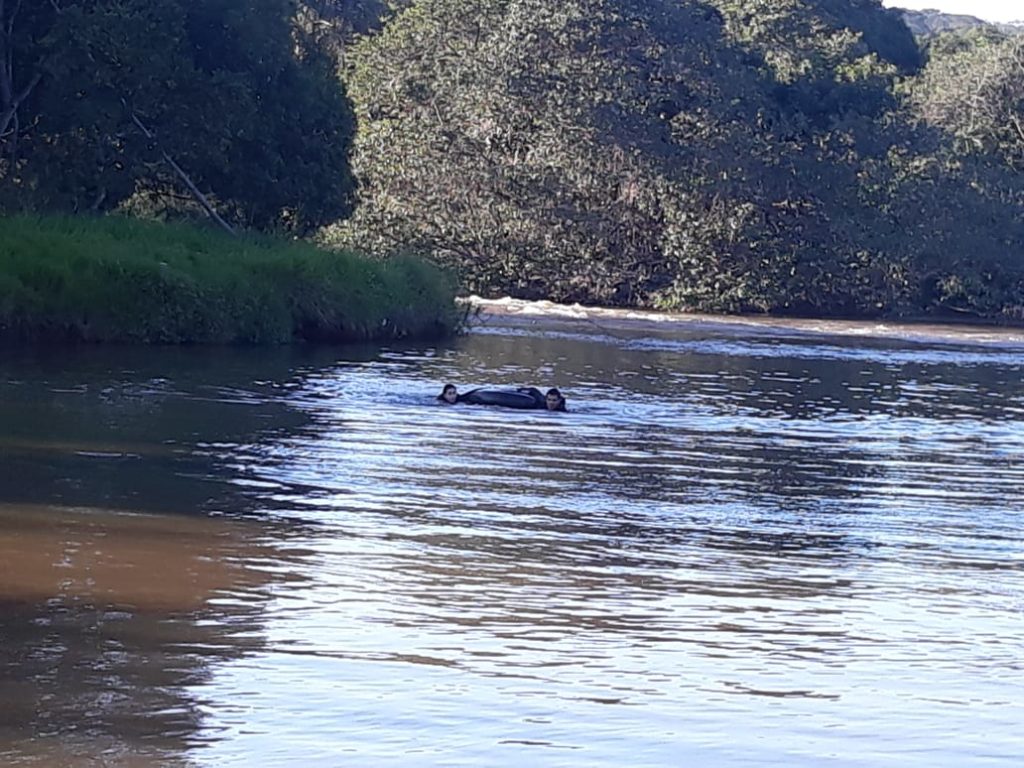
[0,215,461,344]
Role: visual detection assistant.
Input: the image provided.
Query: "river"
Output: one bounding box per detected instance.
[1,304,1022,767]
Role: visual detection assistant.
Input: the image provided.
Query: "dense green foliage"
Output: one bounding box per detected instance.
[321,0,1024,321]
[0,0,355,233]
[2,0,1024,325]
[0,216,460,343]
[906,31,1024,171]
[334,0,750,304]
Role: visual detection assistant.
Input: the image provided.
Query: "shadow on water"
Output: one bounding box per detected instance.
[0,343,385,516]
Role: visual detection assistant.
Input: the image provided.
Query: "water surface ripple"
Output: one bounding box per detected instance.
[1,314,1022,767]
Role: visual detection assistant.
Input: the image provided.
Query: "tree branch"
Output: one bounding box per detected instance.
[0,70,40,138]
[125,102,235,236]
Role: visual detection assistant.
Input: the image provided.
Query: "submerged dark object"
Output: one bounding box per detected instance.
[438,385,567,411]
[460,387,548,409]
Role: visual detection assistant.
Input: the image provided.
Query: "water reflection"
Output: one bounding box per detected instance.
[1,314,1023,766]
[0,345,336,515]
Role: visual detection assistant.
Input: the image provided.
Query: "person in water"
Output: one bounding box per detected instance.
[437,384,567,411]
[438,383,460,404]
[544,387,567,412]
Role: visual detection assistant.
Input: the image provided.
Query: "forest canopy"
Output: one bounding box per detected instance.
[2,0,1023,321]
[0,0,355,234]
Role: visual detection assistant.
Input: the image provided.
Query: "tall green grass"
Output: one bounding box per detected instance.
[0,215,461,343]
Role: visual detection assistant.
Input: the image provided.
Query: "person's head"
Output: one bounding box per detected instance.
[545,388,566,411]
[438,383,459,404]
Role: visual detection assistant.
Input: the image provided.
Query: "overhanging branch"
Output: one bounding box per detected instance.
[125,101,235,236]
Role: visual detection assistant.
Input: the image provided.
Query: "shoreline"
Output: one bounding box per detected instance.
[465,296,1024,348]
[0,215,460,345]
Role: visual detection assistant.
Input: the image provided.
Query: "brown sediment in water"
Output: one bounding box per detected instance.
[0,503,271,613]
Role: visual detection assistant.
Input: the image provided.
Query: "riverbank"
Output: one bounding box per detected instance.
[466,296,1024,348]
[0,215,460,344]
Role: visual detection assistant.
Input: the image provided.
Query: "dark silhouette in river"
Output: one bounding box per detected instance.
[438,384,567,411]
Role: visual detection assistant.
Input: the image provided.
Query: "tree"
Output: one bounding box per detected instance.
[704,0,921,134]
[906,30,1024,171]
[0,1,55,168]
[336,0,777,304]
[334,0,1024,320]
[0,0,355,234]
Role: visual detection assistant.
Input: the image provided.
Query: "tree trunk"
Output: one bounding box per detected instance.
[0,0,38,145]
[0,71,40,139]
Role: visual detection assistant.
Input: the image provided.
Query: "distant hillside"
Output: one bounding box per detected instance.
[900,8,1024,37]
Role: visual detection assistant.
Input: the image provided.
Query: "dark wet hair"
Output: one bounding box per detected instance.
[437,383,458,401]
[545,388,567,411]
